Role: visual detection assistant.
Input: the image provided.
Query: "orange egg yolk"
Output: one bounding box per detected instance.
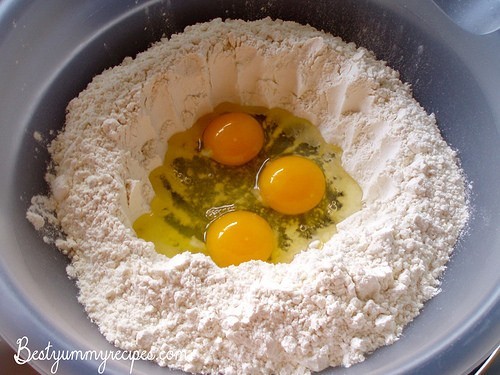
[205,210,275,267]
[258,155,326,215]
[202,112,264,166]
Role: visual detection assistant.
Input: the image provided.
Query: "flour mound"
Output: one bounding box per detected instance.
[28,18,469,374]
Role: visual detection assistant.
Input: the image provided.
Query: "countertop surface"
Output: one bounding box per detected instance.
[1,337,38,375]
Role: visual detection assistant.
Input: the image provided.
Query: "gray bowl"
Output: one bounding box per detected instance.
[0,1,499,374]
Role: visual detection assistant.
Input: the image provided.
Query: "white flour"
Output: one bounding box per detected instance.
[27,18,469,374]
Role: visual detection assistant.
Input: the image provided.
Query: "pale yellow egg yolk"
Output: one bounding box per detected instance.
[202,112,264,166]
[258,155,326,215]
[205,210,275,267]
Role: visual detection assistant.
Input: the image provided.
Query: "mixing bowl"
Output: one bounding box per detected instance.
[0,1,499,374]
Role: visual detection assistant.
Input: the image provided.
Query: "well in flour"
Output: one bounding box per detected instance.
[27,18,469,375]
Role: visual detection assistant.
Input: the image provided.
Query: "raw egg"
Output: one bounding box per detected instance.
[133,102,362,265]
[258,155,326,215]
[205,210,275,267]
[203,112,264,166]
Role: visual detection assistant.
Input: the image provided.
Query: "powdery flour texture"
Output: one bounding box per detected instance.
[27,18,469,374]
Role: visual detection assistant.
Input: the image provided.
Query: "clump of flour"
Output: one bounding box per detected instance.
[27,18,469,374]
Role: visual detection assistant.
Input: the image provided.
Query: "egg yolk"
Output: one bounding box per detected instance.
[202,112,264,166]
[205,210,275,267]
[258,155,326,215]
